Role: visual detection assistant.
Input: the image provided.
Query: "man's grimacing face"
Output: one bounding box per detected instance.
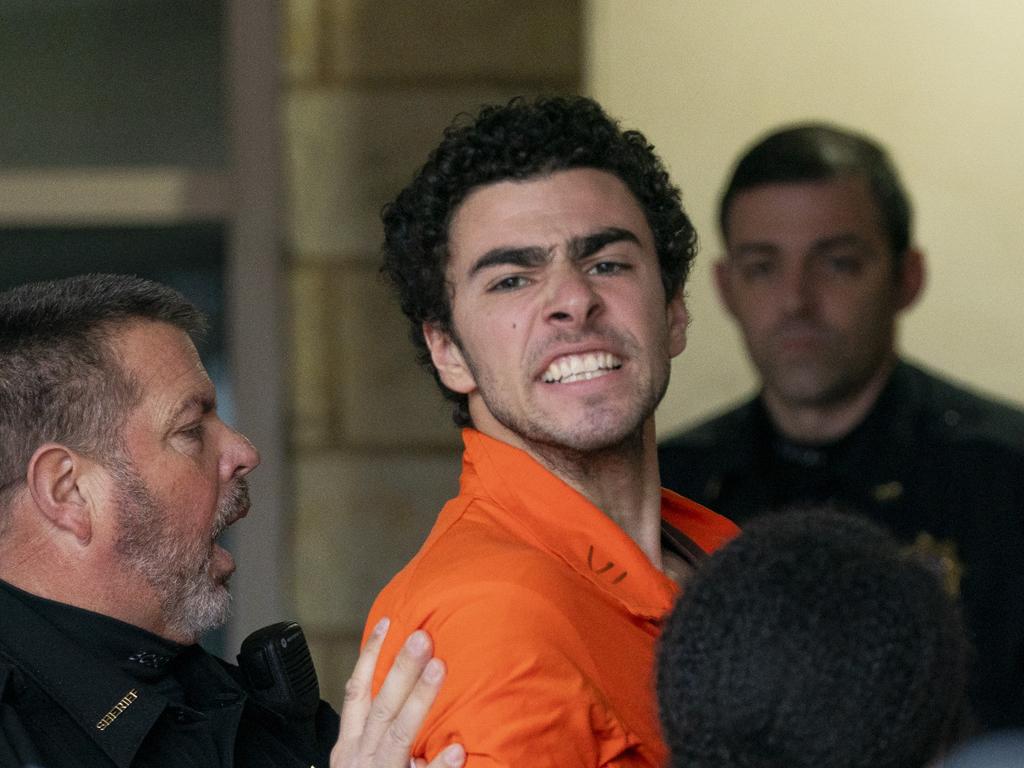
[425,168,688,456]
[716,175,920,412]
[108,321,259,642]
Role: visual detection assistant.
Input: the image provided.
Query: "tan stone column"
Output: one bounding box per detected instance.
[282,0,582,703]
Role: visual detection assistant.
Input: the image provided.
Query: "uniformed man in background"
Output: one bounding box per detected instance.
[0,273,463,768]
[658,123,1024,731]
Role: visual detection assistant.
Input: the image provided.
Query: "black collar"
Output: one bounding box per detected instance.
[0,580,208,767]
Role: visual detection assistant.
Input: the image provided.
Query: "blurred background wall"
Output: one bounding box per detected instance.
[3,0,1021,706]
[586,0,1024,434]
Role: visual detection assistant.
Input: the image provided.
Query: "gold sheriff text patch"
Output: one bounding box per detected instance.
[96,689,139,731]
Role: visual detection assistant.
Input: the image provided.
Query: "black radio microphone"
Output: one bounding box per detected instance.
[237,621,321,722]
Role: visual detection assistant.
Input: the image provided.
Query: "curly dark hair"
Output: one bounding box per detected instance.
[658,509,969,768]
[381,95,697,427]
[720,123,913,266]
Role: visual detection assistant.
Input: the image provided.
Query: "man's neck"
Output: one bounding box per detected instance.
[762,358,897,444]
[510,420,666,568]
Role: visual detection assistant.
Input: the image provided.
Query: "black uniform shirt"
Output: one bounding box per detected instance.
[659,360,1024,731]
[0,579,338,767]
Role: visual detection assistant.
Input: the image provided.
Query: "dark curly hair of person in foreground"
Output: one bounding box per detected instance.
[380,95,696,427]
[658,509,970,768]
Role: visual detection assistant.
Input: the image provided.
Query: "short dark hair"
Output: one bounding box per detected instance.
[381,95,697,427]
[0,274,207,521]
[719,123,912,261]
[658,509,969,768]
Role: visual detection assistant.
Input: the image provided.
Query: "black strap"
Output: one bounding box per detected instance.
[660,520,708,569]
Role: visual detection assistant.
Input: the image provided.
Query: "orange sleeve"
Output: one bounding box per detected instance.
[404,581,650,768]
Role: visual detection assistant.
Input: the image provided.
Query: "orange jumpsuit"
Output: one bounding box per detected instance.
[364,429,738,767]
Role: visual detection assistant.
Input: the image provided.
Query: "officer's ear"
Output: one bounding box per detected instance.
[423,322,476,395]
[896,247,926,311]
[26,443,94,545]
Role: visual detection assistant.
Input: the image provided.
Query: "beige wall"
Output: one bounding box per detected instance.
[585,1,1024,435]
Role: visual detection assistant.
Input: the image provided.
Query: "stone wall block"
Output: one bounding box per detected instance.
[294,451,461,630]
[323,0,582,84]
[289,264,335,448]
[327,265,458,447]
[285,87,522,260]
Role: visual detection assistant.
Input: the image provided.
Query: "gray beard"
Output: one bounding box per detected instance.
[111,460,248,641]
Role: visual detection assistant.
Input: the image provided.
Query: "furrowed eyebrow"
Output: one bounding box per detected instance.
[468,246,550,278]
[467,227,641,279]
[569,227,641,261]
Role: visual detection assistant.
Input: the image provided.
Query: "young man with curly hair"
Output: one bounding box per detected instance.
[364,97,738,767]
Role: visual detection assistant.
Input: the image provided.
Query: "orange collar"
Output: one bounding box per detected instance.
[452,428,682,619]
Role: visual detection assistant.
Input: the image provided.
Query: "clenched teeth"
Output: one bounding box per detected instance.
[542,352,622,384]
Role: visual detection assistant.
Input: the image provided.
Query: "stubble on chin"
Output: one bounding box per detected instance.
[485,360,669,481]
[458,312,674,481]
